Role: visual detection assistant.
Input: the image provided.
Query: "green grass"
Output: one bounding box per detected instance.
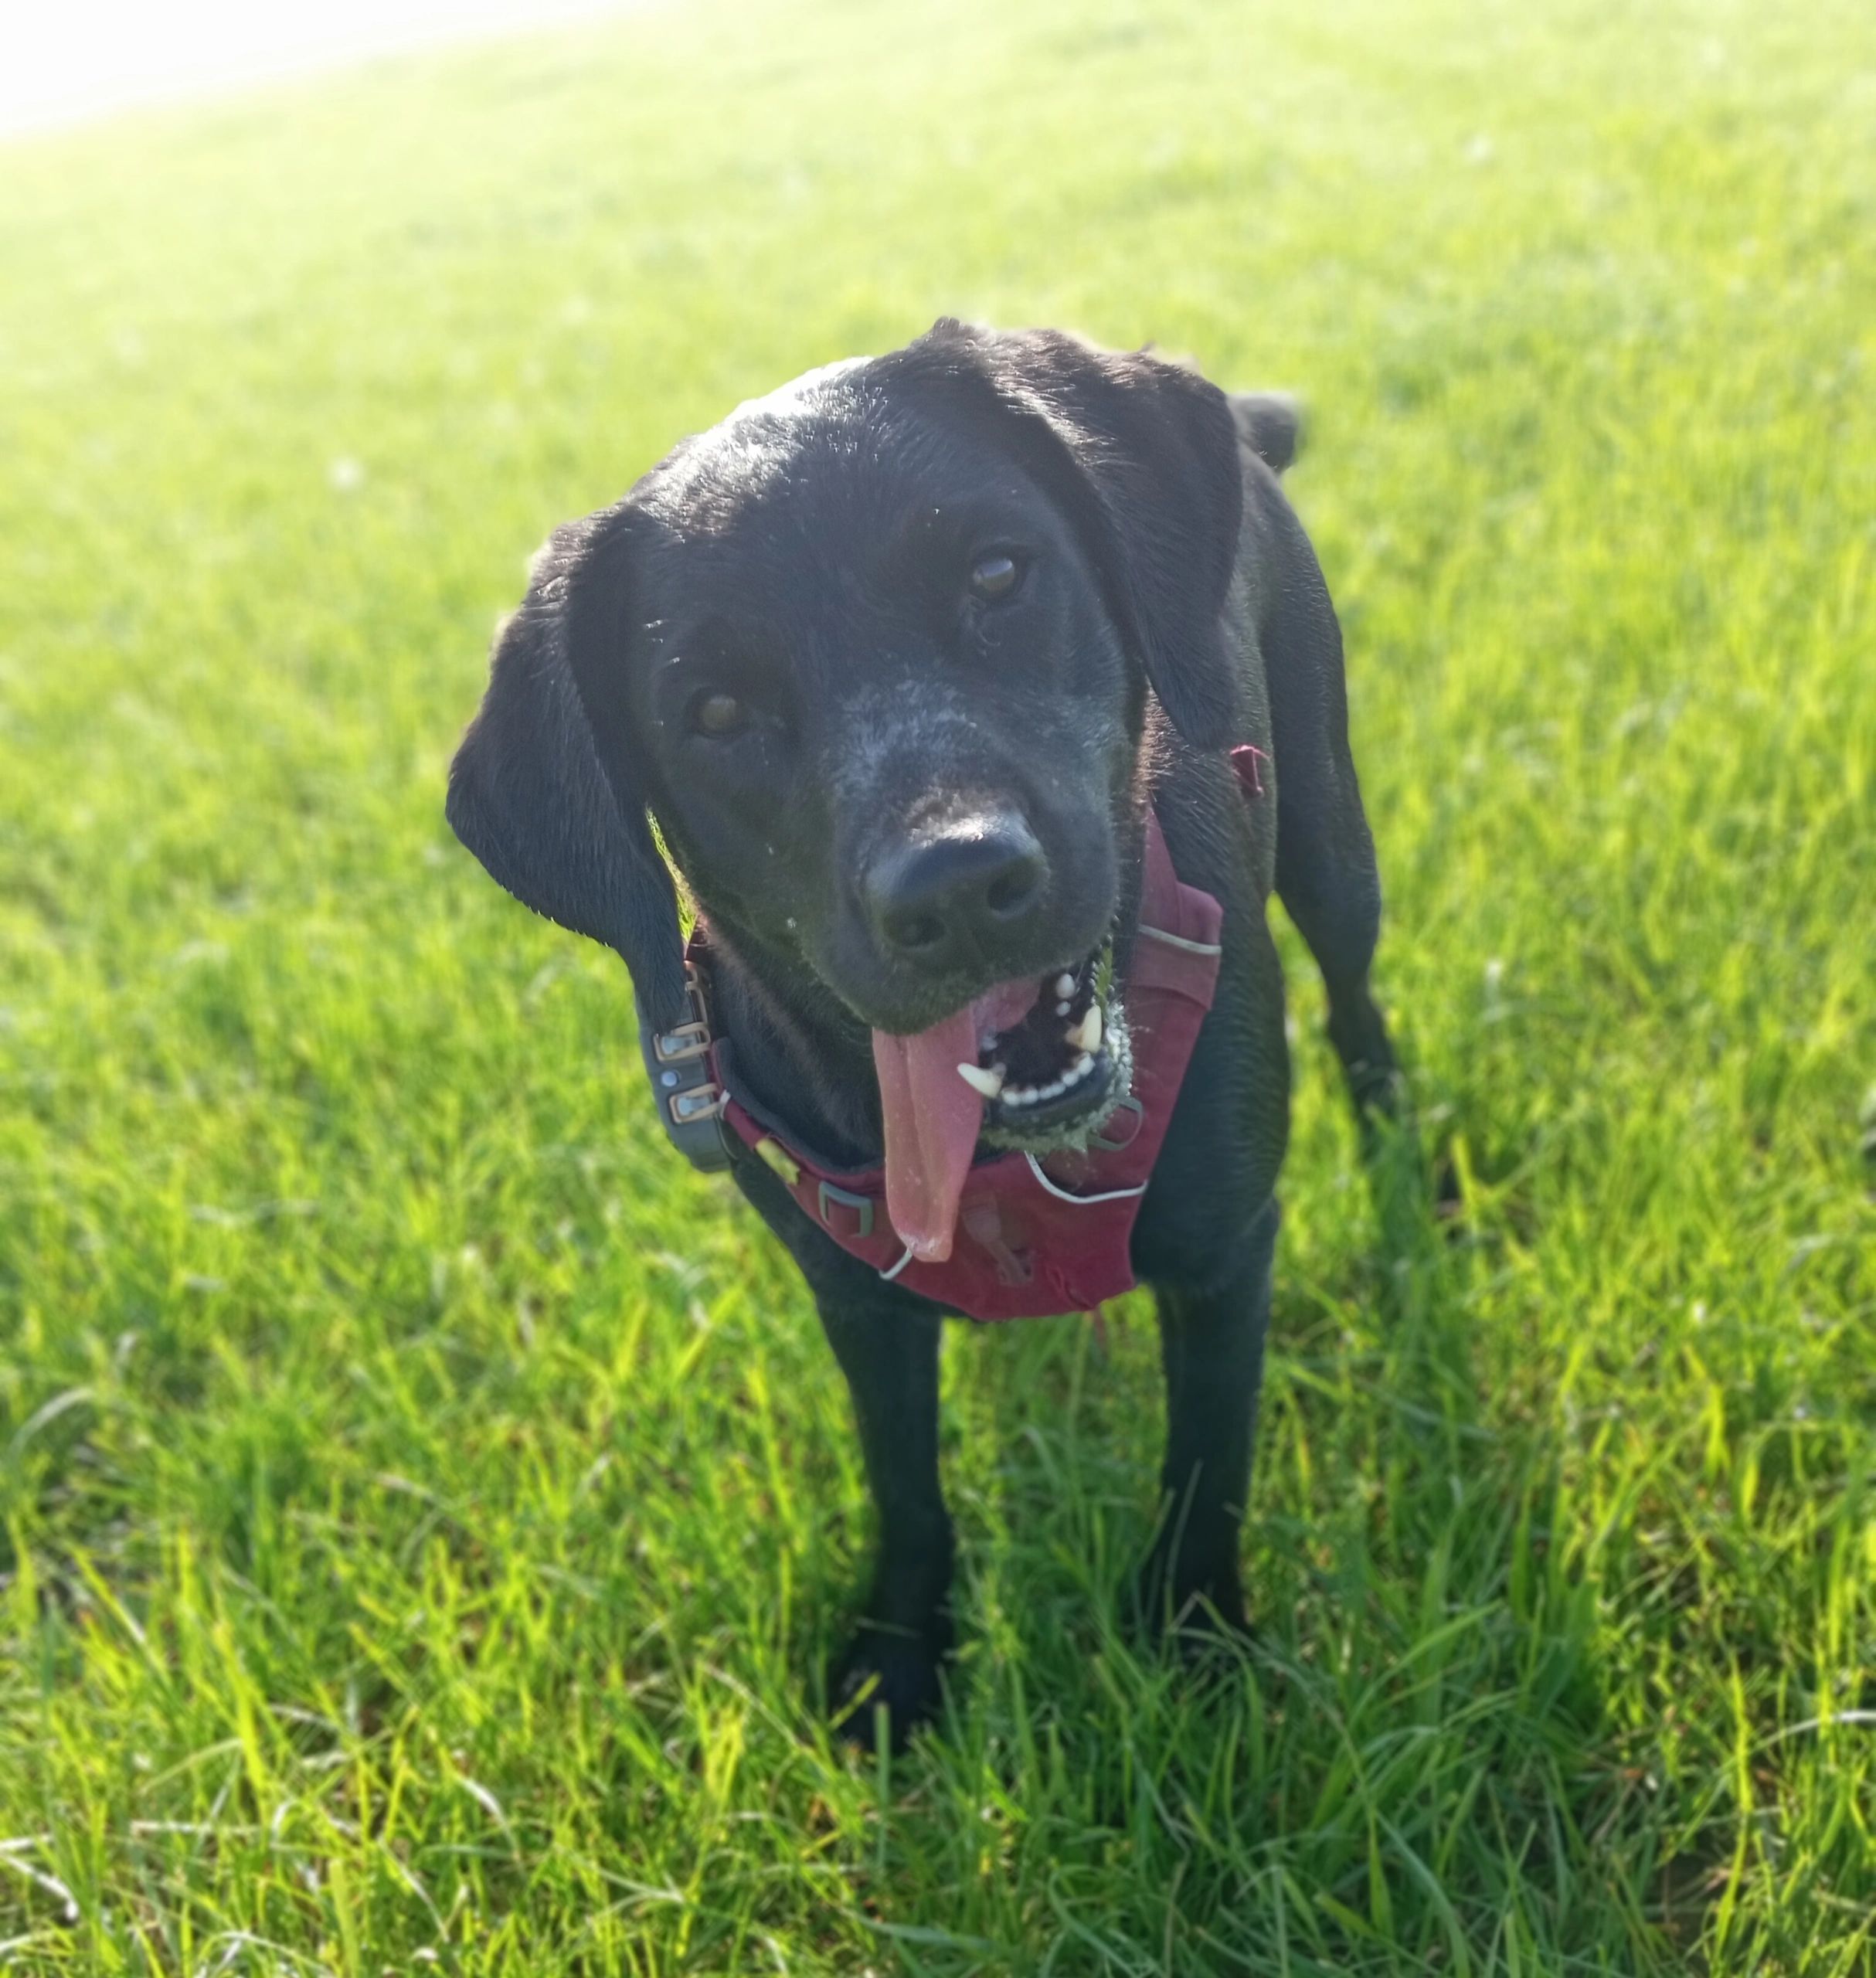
[2,0,1873,1967]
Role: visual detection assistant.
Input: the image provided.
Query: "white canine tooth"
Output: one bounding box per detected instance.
[1069,1004,1102,1055]
[1055,973,1076,998]
[956,1061,1005,1099]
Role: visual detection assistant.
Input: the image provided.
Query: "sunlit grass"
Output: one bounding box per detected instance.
[2,0,1872,1969]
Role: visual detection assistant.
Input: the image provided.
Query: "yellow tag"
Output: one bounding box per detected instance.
[753,1137,800,1187]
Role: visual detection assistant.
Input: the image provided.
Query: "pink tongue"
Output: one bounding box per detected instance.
[871,979,1041,1263]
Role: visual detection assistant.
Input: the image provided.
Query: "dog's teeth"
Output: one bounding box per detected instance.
[1054,1000,1070,1017]
[1003,1085,1035,1107]
[1068,1004,1102,1055]
[1071,1052,1093,1078]
[956,1062,1004,1099]
[1055,973,1076,998]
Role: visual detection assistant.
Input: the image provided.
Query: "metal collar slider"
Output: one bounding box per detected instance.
[650,966,713,1065]
[639,960,732,1169]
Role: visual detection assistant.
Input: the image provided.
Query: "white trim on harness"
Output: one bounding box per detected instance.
[875,1154,1150,1282]
[1137,924,1223,957]
[1024,1154,1150,1206]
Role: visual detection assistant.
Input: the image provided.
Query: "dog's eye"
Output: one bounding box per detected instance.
[688,689,748,738]
[967,552,1022,603]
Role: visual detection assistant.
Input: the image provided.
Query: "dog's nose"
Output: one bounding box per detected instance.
[865,814,1048,967]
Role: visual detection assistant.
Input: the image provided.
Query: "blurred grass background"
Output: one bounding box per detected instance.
[2,0,1873,1969]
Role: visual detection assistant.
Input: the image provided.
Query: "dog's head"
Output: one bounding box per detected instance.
[448,321,1246,1256]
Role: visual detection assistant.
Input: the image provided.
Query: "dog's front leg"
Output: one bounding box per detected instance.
[1140,1197,1279,1638]
[817,1289,953,1750]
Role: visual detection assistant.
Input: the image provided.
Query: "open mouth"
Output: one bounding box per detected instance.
[867,938,1130,1263]
[958,940,1123,1140]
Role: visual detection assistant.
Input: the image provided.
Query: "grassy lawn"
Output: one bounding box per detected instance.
[2,0,1872,1968]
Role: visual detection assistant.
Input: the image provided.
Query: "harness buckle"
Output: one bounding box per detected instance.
[817,1180,875,1240]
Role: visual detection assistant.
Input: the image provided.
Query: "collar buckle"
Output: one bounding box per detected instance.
[669,1081,726,1127]
[650,964,714,1062]
[651,1020,710,1065]
[639,957,732,1172]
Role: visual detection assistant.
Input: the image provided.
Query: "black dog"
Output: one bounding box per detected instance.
[447,321,1399,1747]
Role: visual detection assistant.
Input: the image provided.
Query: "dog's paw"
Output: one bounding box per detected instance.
[1165,1594,1257,1682]
[827,1619,950,1753]
[1129,1546,1252,1652]
[1130,1566,1258,1708]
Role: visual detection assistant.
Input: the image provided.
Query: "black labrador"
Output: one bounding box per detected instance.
[447,320,1399,1748]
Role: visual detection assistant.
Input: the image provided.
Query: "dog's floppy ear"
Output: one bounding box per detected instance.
[896,320,1247,748]
[446,506,688,1029]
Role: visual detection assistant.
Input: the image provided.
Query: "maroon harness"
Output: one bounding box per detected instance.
[651,746,1266,1324]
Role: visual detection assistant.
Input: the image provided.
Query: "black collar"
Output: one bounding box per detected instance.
[637,960,735,1172]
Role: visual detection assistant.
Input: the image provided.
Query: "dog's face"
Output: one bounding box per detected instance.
[448,321,1247,1254]
[614,366,1134,1030]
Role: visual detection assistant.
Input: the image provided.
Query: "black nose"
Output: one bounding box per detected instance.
[865,814,1048,968]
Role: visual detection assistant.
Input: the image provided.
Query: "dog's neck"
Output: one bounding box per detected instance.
[694,918,888,1170]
